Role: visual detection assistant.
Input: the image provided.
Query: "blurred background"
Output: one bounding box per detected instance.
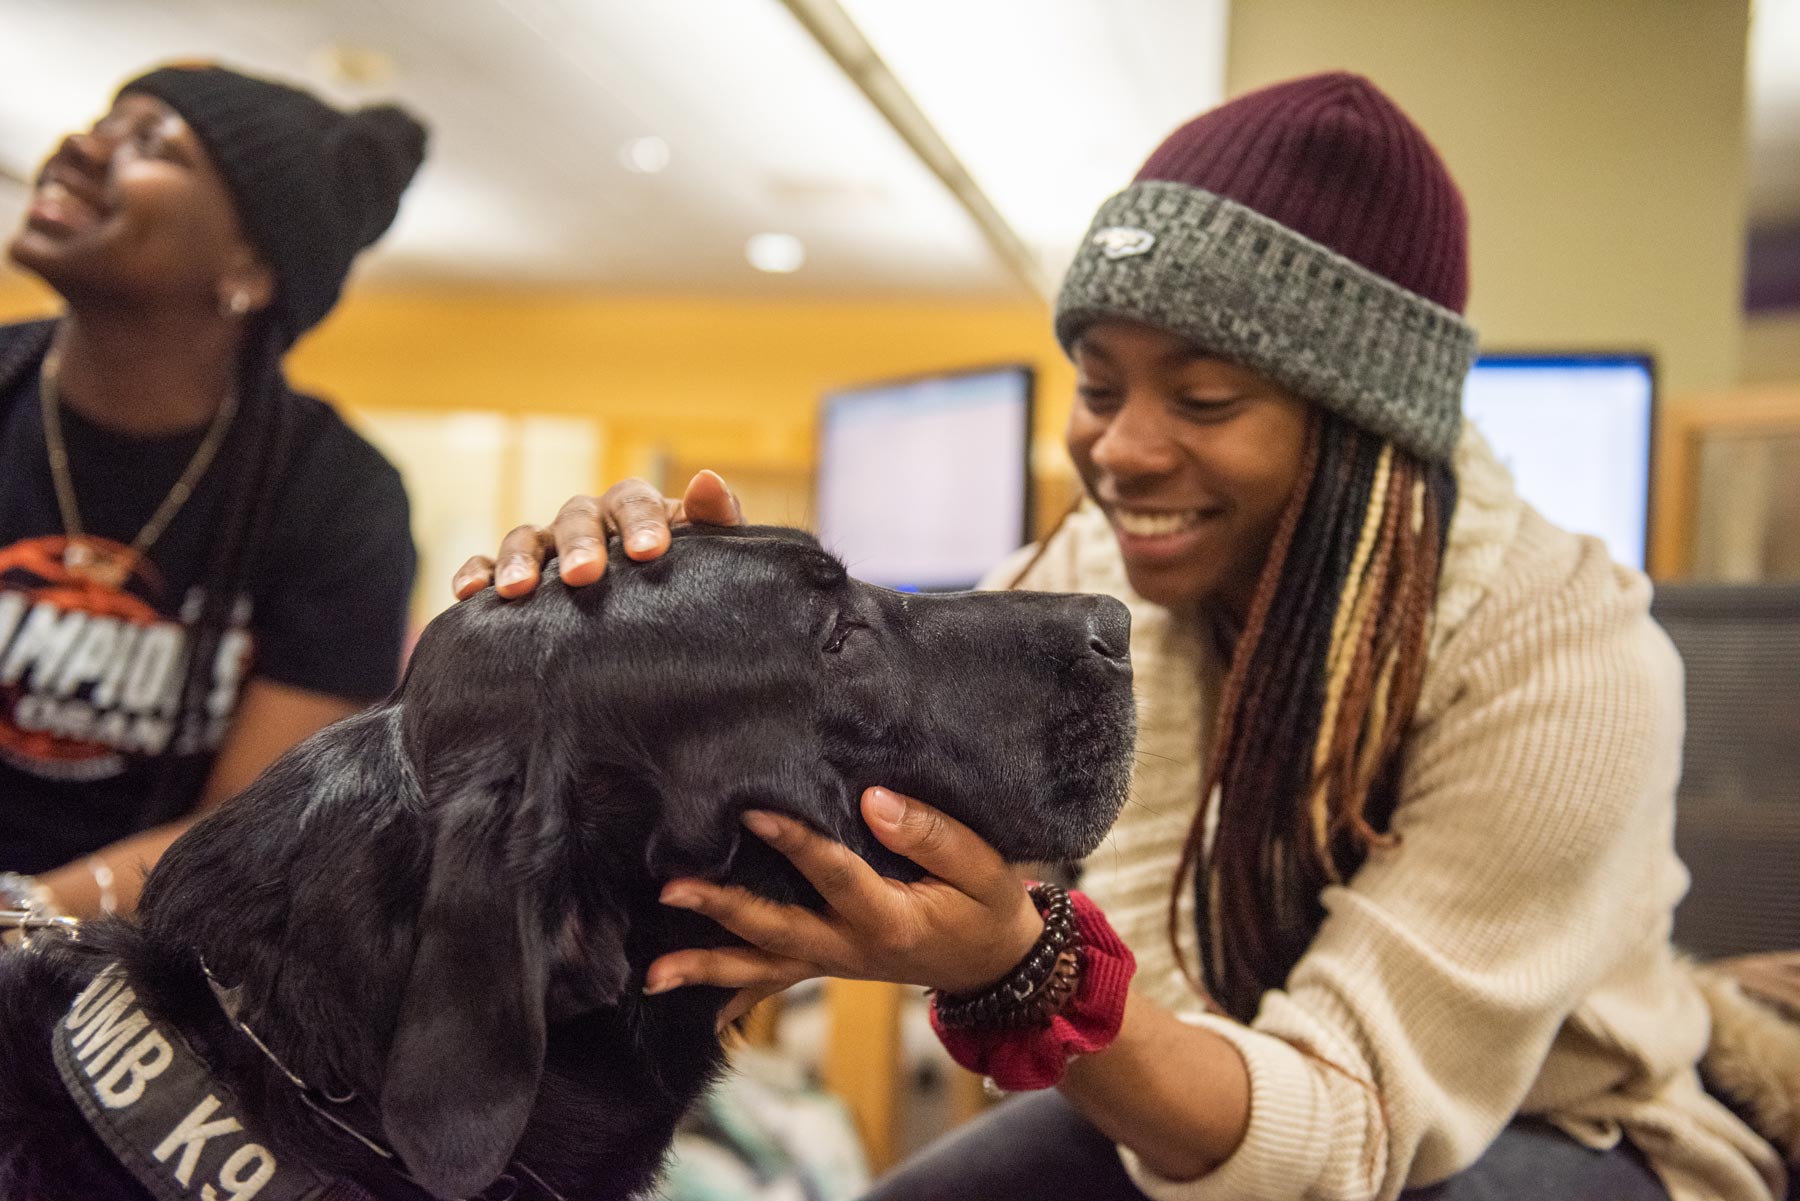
[3,0,1797,1193]
[8,0,1797,627]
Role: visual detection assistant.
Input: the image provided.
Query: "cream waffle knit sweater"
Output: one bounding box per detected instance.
[987,431,1786,1201]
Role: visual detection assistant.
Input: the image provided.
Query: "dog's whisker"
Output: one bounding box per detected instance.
[1123,796,1178,820]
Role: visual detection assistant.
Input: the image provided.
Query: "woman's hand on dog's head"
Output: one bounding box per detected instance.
[643,787,1047,1029]
[451,470,744,600]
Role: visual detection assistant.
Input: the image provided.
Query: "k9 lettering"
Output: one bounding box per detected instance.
[63,970,278,1201]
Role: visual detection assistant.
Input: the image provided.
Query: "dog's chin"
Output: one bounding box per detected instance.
[1028,702,1135,861]
[1033,771,1132,862]
[983,743,1133,865]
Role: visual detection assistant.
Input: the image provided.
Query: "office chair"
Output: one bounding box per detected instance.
[1651,582,1800,959]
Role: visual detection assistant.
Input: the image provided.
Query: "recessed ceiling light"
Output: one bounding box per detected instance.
[746,232,805,273]
[311,44,397,87]
[619,136,671,174]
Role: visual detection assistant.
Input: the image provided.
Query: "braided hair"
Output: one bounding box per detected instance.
[1176,413,1456,1021]
[1015,410,1456,1023]
[144,316,297,819]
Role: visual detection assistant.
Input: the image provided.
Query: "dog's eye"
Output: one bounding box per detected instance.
[823,618,863,654]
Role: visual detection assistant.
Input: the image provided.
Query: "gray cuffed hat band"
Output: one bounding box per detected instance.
[1054,180,1477,464]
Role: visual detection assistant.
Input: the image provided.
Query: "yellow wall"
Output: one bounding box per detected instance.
[287,290,1071,488]
[0,271,51,320]
[1744,312,1800,385]
[1226,0,1751,399]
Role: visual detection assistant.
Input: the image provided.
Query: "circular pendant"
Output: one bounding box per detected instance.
[63,539,131,590]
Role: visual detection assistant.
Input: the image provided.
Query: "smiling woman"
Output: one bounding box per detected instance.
[0,65,425,920]
[1064,321,1311,618]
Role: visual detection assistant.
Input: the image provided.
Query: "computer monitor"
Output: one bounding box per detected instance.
[1461,354,1656,570]
[816,365,1034,591]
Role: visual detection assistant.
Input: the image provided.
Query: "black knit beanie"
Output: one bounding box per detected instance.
[120,64,428,345]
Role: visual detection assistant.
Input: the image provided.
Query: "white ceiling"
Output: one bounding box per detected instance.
[0,0,1226,296]
[834,0,1227,282]
[0,0,1793,299]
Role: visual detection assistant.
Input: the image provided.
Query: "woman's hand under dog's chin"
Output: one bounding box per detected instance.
[643,786,1046,1029]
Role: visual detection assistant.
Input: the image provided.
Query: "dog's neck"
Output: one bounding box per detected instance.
[35,932,614,1201]
[123,928,731,1201]
[193,956,580,1200]
[51,961,384,1201]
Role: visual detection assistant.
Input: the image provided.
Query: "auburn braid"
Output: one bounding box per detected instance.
[1173,413,1456,1021]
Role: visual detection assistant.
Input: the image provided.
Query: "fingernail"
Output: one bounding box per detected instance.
[867,788,905,825]
[644,976,683,995]
[627,529,659,553]
[562,547,596,572]
[742,810,781,841]
[496,562,529,588]
[661,885,700,909]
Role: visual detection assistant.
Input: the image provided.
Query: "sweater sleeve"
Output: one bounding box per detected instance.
[1120,533,1686,1201]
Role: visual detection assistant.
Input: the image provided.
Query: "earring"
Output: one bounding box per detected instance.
[220,289,251,318]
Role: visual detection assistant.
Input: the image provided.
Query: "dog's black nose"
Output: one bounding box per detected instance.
[1085,599,1131,665]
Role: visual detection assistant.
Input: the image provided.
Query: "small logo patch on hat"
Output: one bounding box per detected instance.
[1092,227,1156,260]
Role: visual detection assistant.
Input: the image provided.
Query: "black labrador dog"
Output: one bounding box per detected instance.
[0,524,1133,1201]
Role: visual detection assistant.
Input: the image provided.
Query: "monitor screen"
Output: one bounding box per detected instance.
[816,366,1033,591]
[1461,355,1655,570]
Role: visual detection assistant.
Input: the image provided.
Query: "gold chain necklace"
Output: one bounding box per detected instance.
[39,343,238,590]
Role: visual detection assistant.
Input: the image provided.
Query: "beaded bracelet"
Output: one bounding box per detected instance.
[932,883,1082,1031]
[929,886,1136,1091]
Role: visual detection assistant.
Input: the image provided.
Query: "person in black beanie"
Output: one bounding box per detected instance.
[0,63,426,918]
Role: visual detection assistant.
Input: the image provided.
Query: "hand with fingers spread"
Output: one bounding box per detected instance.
[644,786,1047,1029]
[450,469,745,601]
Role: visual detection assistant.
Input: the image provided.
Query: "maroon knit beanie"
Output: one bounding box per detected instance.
[1138,71,1467,313]
[1055,72,1478,463]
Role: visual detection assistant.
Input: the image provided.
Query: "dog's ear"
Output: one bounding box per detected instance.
[647,727,851,879]
[381,763,555,1197]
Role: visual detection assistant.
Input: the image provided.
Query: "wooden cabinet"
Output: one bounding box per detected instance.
[1653,387,1800,580]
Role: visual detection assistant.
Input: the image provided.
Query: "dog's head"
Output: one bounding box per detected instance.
[143,525,1133,1197]
[404,523,1134,877]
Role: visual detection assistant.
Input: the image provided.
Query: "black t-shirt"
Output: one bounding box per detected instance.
[0,322,415,872]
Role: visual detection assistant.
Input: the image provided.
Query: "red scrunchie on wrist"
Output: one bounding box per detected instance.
[929,888,1135,1091]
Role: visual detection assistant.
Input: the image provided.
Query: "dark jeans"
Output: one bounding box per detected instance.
[862,1091,1673,1201]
